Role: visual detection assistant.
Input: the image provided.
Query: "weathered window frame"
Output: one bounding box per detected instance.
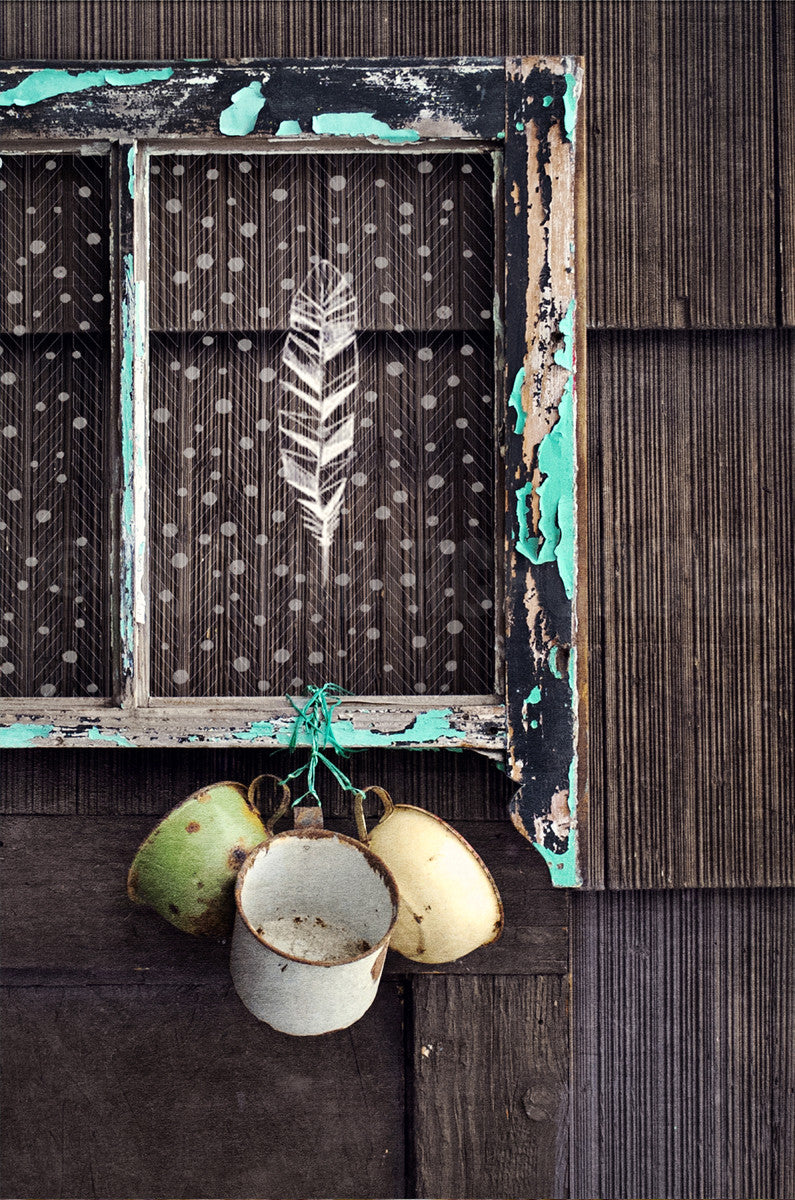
[0,58,586,884]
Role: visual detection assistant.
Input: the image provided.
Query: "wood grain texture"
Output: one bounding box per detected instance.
[588,330,795,888]
[570,888,795,1200]
[0,980,405,1200]
[0,745,507,818]
[0,0,781,329]
[0,815,567,984]
[778,1,795,326]
[411,973,569,1199]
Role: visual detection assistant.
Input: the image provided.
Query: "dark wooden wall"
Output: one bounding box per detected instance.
[2,3,793,1198]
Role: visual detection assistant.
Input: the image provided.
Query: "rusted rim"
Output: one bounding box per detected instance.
[234,828,400,966]
[126,780,253,899]
[371,802,505,944]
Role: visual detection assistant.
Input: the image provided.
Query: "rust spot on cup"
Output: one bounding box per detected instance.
[186,821,201,834]
[227,842,248,870]
[371,944,388,981]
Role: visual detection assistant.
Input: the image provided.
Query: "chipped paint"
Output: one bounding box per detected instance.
[126,145,135,200]
[515,480,535,561]
[549,645,564,681]
[219,80,266,136]
[527,686,542,705]
[276,119,302,136]
[508,365,526,436]
[311,112,420,143]
[542,94,554,108]
[0,722,55,747]
[0,67,172,107]
[533,749,580,886]
[520,301,576,599]
[231,720,277,742]
[563,72,578,141]
[229,708,459,748]
[82,726,135,747]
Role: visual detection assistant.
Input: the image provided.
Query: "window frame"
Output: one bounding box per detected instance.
[0,57,585,884]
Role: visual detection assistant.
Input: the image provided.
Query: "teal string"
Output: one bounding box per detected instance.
[278,683,363,807]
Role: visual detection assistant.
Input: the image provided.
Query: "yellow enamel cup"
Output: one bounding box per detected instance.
[355,788,503,964]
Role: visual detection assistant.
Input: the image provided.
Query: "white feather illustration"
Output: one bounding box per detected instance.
[279,260,358,584]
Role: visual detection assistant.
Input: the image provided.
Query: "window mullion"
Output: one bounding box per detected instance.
[118,139,150,708]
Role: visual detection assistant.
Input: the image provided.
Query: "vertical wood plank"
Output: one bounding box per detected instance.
[571,889,795,1200]
[778,0,795,326]
[412,973,569,1199]
[0,980,405,1200]
[588,330,795,888]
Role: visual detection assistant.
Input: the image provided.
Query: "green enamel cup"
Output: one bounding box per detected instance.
[127,776,288,937]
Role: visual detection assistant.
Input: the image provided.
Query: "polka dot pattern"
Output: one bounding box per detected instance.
[150,329,494,697]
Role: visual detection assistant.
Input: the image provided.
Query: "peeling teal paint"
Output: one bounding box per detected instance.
[549,645,564,680]
[553,298,575,371]
[508,365,526,436]
[230,709,458,748]
[542,94,554,108]
[496,131,505,139]
[276,119,303,136]
[127,145,135,200]
[535,826,579,886]
[83,726,135,747]
[104,69,174,87]
[515,480,535,561]
[231,720,277,742]
[219,81,266,136]
[519,300,576,599]
[530,719,539,729]
[527,686,542,705]
[307,709,456,747]
[0,723,55,747]
[515,120,525,131]
[0,67,172,107]
[563,72,578,141]
[311,112,420,143]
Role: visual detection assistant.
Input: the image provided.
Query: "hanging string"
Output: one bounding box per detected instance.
[277,683,364,807]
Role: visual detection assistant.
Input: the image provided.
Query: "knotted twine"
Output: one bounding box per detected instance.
[278,683,364,808]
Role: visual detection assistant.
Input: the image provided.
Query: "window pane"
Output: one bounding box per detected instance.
[148,151,496,698]
[0,155,111,697]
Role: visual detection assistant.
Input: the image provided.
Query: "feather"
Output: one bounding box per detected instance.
[279,260,358,584]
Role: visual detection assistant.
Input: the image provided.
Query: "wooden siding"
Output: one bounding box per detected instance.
[0,0,787,330]
[412,974,569,1199]
[0,981,407,1199]
[588,330,794,888]
[571,887,795,1200]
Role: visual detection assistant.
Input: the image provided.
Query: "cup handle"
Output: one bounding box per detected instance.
[248,775,292,835]
[354,786,395,843]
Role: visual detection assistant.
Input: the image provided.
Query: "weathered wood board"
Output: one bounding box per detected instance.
[587,330,795,888]
[0,980,406,1200]
[412,973,569,1199]
[0,814,568,984]
[571,887,795,1200]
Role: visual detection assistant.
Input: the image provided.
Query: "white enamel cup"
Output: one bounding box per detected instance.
[230,828,399,1036]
